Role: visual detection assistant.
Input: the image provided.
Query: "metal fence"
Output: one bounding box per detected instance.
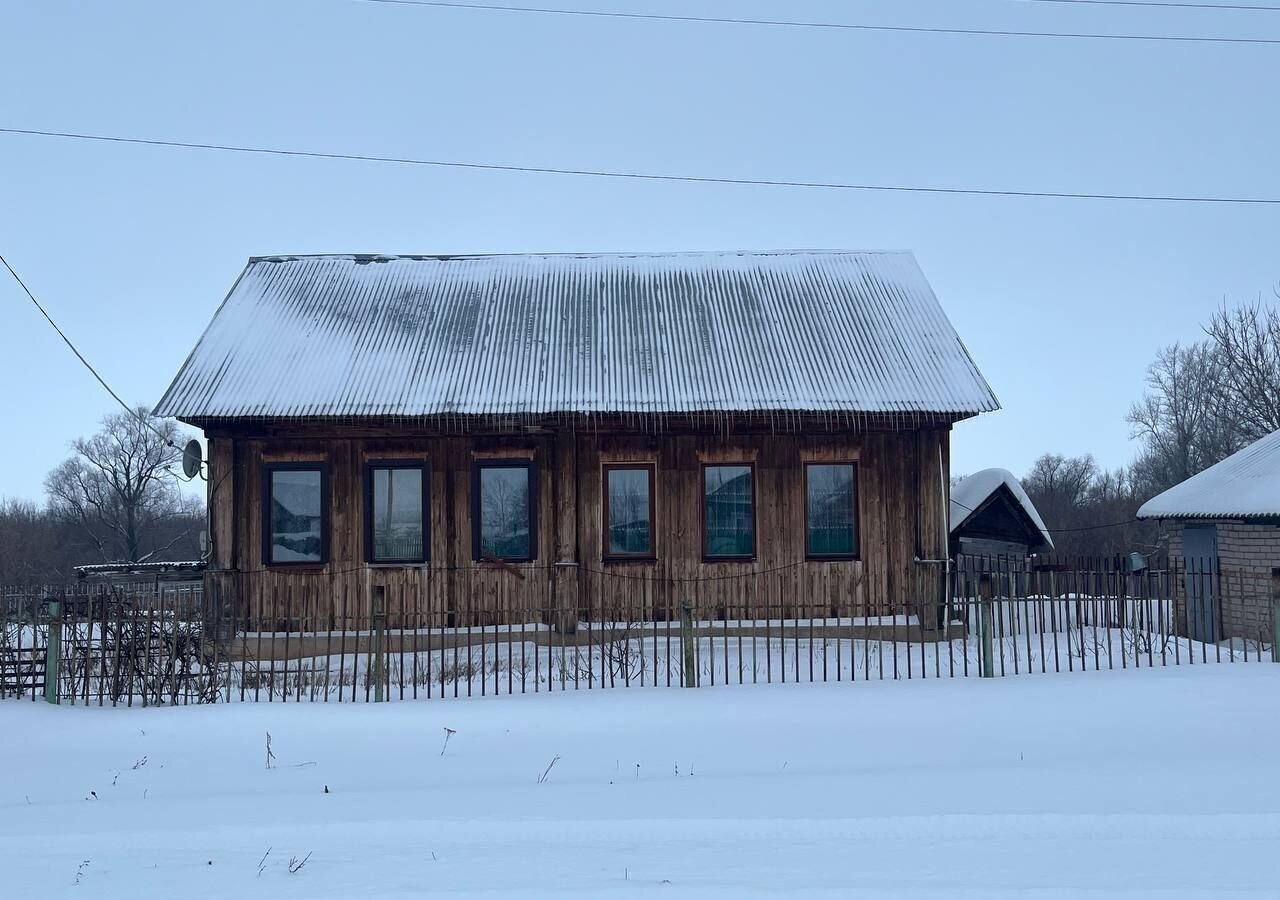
[3,557,1277,706]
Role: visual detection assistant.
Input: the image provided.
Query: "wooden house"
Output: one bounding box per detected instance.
[154,251,999,633]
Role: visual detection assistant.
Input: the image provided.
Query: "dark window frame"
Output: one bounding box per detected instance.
[470,459,538,563]
[601,462,657,562]
[363,459,431,565]
[262,461,330,568]
[701,462,757,562]
[803,461,861,561]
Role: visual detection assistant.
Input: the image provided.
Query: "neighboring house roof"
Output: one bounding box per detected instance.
[1137,428,1280,520]
[950,468,1054,550]
[74,561,206,580]
[153,250,999,422]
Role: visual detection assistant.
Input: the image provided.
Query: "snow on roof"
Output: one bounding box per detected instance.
[1137,428,1280,520]
[950,468,1054,549]
[153,250,999,422]
[74,561,206,580]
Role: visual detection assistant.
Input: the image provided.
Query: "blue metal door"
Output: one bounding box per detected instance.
[1182,525,1218,643]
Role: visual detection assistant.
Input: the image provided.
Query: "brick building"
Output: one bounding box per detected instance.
[1138,428,1280,642]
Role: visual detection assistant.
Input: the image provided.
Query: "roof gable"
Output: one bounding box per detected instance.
[950,468,1053,551]
[154,250,999,422]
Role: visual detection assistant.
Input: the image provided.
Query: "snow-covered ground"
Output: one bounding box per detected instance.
[3,666,1279,898]
[218,627,1259,704]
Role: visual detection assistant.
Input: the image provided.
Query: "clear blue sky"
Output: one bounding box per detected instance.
[2,0,1277,501]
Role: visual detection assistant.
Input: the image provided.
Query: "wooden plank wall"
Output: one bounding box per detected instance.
[205,426,951,628]
[574,430,949,624]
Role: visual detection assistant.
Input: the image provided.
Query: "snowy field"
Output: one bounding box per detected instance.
[4,666,1280,898]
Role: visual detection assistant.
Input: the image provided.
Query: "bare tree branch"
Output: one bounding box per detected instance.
[42,407,200,564]
[1204,298,1280,442]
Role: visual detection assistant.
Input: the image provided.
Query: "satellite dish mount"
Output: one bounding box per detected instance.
[182,439,205,481]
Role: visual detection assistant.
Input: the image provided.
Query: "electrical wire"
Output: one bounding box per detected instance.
[354,0,1280,44]
[950,493,1142,532]
[1,252,192,473]
[4,243,1148,531]
[1022,0,1280,11]
[2,254,151,434]
[3,126,1279,205]
[213,557,814,581]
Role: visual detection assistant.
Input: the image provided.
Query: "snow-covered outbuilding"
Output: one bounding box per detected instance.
[155,250,999,633]
[949,468,1053,559]
[1137,428,1280,642]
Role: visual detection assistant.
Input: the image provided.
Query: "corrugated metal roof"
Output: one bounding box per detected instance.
[1137,428,1280,520]
[154,250,999,422]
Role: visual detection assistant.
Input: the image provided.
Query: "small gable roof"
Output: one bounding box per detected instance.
[153,250,998,423]
[1137,428,1280,520]
[950,468,1054,551]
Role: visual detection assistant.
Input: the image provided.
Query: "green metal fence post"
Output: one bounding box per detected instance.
[1270,569,1279,664]
[372,586,386,702]
[680,600,698,688]
[44,598,61,704]
[979,574,994,679]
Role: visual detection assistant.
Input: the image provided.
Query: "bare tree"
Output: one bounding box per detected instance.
[1011,296,1279,561]
[1021,455,1156,558]
[1126,341,1240,495]
[1081,466,1156,557]
[0,499,72,584]
[1023,454,1102,557]
[1022,453,1098,521]
[1205,298,1280,442]
[44,407,199,563]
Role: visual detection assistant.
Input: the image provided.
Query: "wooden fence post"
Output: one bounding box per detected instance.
[979,574,994,679]
[44,597,61,705]
[372,585,386,702]
[1270,569,1280,664]
[552,431,579,636]
[680,599,697,688]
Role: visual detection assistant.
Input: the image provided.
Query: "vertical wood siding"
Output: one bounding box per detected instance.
[207,427,951,629]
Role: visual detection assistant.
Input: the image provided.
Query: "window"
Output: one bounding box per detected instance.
[472,461,536,561]
[263,463,328,565]
[364,461,429,563]
[603,463,655,559]
[703,464,755,559]
[805,463,858,559]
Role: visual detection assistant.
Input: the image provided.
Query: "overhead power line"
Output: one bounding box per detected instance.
[1023,517,1139,533]
[1023,0,1280,11]
[0,253,182,457]
[4,126,1279,205]
[950,494,1141,532]
[353,0,1280,44]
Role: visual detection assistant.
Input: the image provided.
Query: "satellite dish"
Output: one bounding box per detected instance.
[182,439,204,480]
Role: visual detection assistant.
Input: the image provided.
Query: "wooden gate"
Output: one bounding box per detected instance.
[1,594,49,699]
